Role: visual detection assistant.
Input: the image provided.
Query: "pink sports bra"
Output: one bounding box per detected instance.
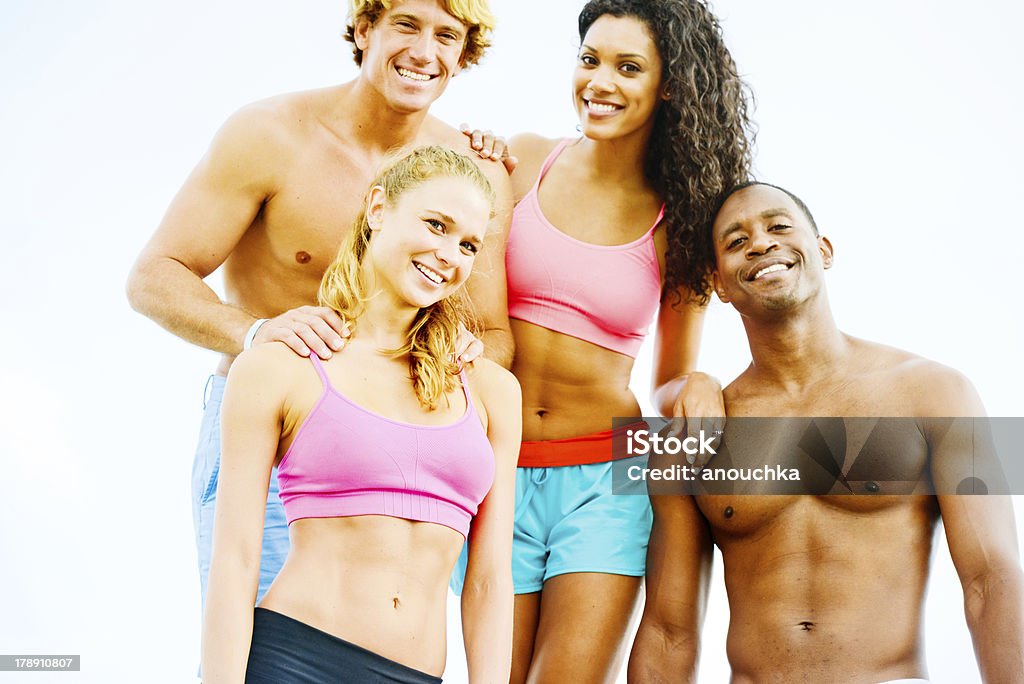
[505,138,664,358]
[276,354,495,538]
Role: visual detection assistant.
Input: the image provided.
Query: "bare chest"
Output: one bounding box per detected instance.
[695,416,931,499]
[257,149,373,274]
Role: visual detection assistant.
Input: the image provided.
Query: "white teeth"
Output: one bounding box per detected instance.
[754,263,789,279]
[414,262,444,284]
[397,67,431,82]
[587,101,620,113]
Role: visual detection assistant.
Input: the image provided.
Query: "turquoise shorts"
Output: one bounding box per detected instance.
[451,456,652,595]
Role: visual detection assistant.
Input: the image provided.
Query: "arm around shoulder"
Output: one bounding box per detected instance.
[461,360,520,683]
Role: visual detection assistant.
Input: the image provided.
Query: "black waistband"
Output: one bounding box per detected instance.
[245,607,443,683]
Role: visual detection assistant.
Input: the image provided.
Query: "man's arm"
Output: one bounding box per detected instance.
[940,493,1024,682]
[465,160,514,368]
[127,104,283,354]
[126,104,349,359]
[924,365,1024,682]
[628,491,714,683]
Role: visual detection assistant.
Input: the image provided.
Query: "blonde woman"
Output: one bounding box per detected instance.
[202,147,520,683]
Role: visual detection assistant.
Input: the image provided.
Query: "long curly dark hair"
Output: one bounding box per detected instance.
[579,0,755,304]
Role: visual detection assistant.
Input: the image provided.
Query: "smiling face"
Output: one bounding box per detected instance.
[712,184,833,314]
[574,14,664,141]
[365,175,491,309]
[353,0,467,114]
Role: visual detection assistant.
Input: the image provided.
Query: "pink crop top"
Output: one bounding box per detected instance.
[505,138,664,358]
[276,354,495,538]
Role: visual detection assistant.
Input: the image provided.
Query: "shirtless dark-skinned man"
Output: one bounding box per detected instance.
[629,182,1024,683]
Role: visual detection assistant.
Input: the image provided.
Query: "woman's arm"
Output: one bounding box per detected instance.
[651,290,724,465]
[201,346,288,682]
[460,361,522,683]
[651,289,715,416]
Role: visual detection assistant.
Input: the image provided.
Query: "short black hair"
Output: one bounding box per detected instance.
[715,181,819,236]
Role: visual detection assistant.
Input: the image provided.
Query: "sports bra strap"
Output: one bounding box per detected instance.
[307,352,332,389]
[537,138,573,182]
[648,204,666,236]
[311,353,473,415]
[458,367,474,407]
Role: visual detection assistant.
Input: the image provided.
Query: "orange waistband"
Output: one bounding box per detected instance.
[517,421,649,468]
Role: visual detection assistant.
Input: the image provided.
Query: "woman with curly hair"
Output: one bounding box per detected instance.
[456,0,753,680]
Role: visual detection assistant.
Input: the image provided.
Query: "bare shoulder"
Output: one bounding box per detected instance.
[468,360,524,423]
[893,355,983,417]
[479,133,555,202]
[227,342,309,395]
[216,85,345,154]
[508,133,560,182]
[509,133,561,167]
[216,93,304,152]
[852,337,984,417]
[418,116,511,191]
[465,359,521,453]
[466,357,521,410]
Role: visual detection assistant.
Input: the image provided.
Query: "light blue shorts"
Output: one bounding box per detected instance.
[451,456,652,595]
[192,375,289,608]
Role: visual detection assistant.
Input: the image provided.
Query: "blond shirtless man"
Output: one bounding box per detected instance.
[629,182,1024,683]
[125,0,513,609]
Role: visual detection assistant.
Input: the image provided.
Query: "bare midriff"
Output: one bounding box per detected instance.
[511,319,640,442]
[701,494,939,683]
[258,515,464,677]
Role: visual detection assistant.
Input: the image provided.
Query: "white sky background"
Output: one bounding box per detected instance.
[1,0,1022,682]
